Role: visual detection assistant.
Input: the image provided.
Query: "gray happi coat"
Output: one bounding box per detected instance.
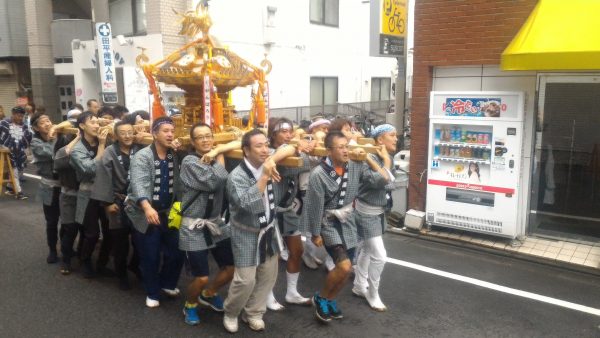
[227,163,282,268]
[125,145,182,234]
[30,135,59,206]
[93,143,138,229]
[69,139,99,224]
[356,153,395,240]
[272,149,311,235]
[53,144,77,224]
[178,154,230,252]
[301,159,387,250]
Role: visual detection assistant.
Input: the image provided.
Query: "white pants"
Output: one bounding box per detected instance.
[354,236,387,291]
[8,167,22,193]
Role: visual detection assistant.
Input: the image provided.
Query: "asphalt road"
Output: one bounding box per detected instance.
[1,176,600,337]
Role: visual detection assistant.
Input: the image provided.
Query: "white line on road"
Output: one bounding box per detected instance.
[386,257,600,317]
[23,173,41,180]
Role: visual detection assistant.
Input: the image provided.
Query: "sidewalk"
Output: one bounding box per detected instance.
[388,225,600,275]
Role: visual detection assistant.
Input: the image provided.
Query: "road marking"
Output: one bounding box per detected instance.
[386,257,600,317]
[23,173,41,180]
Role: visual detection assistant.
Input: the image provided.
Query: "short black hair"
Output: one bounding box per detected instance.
[76,111,95,130]
[98,106,114,118]
[11,106,26,115]
[30,112,48,128]
[74,103,84,111]
[189,122,212,140]
[325,131,346,149]
[241,128,266,157]
[267,117,293,146]
[113,105,129,119]
[329,117,351,133]
[86,99,98,107]
[113,120,132,135]
[151,116,173,133]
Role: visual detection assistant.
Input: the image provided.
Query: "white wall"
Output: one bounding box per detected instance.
[432,65,538,238]
[195,0,396,110]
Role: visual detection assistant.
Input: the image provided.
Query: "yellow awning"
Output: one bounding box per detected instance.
[501,0,600,71]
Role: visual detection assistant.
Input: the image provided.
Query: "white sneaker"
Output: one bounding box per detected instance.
[241,313,265,331]
[280,248,289,261]
[223,315,239,333]
[161,288,180,297]
[302,252,319,269]
[285,293,311,305]
[145,297,160,308]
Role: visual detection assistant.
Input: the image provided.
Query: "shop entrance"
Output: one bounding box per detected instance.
[530,75,600,240]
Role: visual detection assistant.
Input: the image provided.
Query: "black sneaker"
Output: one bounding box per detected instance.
[46,251,58,264]
[60,262,72,275]
[328,299,343,319]
[312,293,332,323]
[16,193,28,200]
[82,260,95,279]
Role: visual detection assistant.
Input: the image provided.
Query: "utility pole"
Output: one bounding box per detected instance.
[395,54,406,149]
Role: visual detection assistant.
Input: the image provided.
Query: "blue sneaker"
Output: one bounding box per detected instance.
[183,306,200,326]
[311,292,331,323]
[198,292,224,312]
[328,299,343,319]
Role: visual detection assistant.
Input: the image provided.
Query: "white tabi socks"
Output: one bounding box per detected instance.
[284,271,310,304]
[266,290,285,311]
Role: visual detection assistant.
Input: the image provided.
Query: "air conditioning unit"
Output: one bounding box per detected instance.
[0,62,14,76]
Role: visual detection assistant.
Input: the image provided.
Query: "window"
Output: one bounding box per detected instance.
[310,77,338,106]
[310,0,339,27]
[371,77,391,101]
[109,0,146,36]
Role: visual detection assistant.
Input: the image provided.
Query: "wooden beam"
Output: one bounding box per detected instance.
[358,137,375,145]
[309,147,367,161]
[224,149,304,167]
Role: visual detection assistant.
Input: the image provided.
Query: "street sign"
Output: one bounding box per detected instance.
[95,22,118,102]
[370,0,407,57]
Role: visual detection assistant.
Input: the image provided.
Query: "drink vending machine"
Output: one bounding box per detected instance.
[426,91,525,238]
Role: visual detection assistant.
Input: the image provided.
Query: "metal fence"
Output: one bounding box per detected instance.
[239,100,393,124]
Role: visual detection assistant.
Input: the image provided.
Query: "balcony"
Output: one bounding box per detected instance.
[51,19,93,62]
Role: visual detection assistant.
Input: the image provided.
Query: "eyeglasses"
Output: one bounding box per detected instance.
[193,135,213,141]
[328,145,349,150]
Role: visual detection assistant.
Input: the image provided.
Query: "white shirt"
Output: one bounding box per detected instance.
[244,158,271,221]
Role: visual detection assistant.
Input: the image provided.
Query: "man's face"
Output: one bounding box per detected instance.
[274,125,293,146]
[192,125,214,154]
[378,131,398,153]
[11,112,24,125]
[34,115,53,135]
[25,105,33,114]
[115,124,134,147]
[328,135,349,164]
[313,124,329,134]
[80,116,100,138]
[244,133,270,165]
[88,101,100,114]
[153,123,175,148]
[341,123,353,139]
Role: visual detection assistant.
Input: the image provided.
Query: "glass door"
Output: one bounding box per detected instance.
[529,75,600,240]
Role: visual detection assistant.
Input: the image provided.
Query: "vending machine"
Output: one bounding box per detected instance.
[426,91,525,238]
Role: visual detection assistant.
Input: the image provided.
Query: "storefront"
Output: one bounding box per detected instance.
[411,0,600,243]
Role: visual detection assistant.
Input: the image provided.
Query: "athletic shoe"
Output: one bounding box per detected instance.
[183,306,200,326]
[4,186,14,195]
[328,299,344,319]
[241,312,265,331]
[223,315,238,333]
[46,251,58,264]
[60,262,71,275]
[162,288,180,297]
[146,297,160,308]
[312,293,331,323]
[16,193,27,200]
[198,292,224,312]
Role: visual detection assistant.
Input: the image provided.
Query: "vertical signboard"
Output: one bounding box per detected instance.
[95,23,118,103]
[370,0,407,57]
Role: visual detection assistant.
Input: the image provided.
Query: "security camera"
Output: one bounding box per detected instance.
[116,35,127,46]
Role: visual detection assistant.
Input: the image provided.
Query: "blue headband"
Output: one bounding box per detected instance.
[371,124,396,139]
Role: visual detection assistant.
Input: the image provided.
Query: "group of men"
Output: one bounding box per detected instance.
[23,105,399,333]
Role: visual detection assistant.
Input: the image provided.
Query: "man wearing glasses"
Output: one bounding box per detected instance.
[302,131,391,323]
[93,121,140,290]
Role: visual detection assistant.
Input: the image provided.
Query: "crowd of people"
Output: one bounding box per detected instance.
[7,101,399,333]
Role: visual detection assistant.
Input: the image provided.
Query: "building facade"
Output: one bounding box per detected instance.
[0,0,396,122]
[411,0,600,243]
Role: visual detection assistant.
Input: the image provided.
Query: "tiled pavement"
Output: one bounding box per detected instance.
[388,226,600,271]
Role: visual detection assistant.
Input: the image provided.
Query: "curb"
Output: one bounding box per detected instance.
[386,226,600,278]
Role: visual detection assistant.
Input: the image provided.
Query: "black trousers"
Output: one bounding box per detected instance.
[61,222,81,264]
[80,199,109,264]
[42,187,61,250]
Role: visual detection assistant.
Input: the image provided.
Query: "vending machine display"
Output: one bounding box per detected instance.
[426,92,525,238]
